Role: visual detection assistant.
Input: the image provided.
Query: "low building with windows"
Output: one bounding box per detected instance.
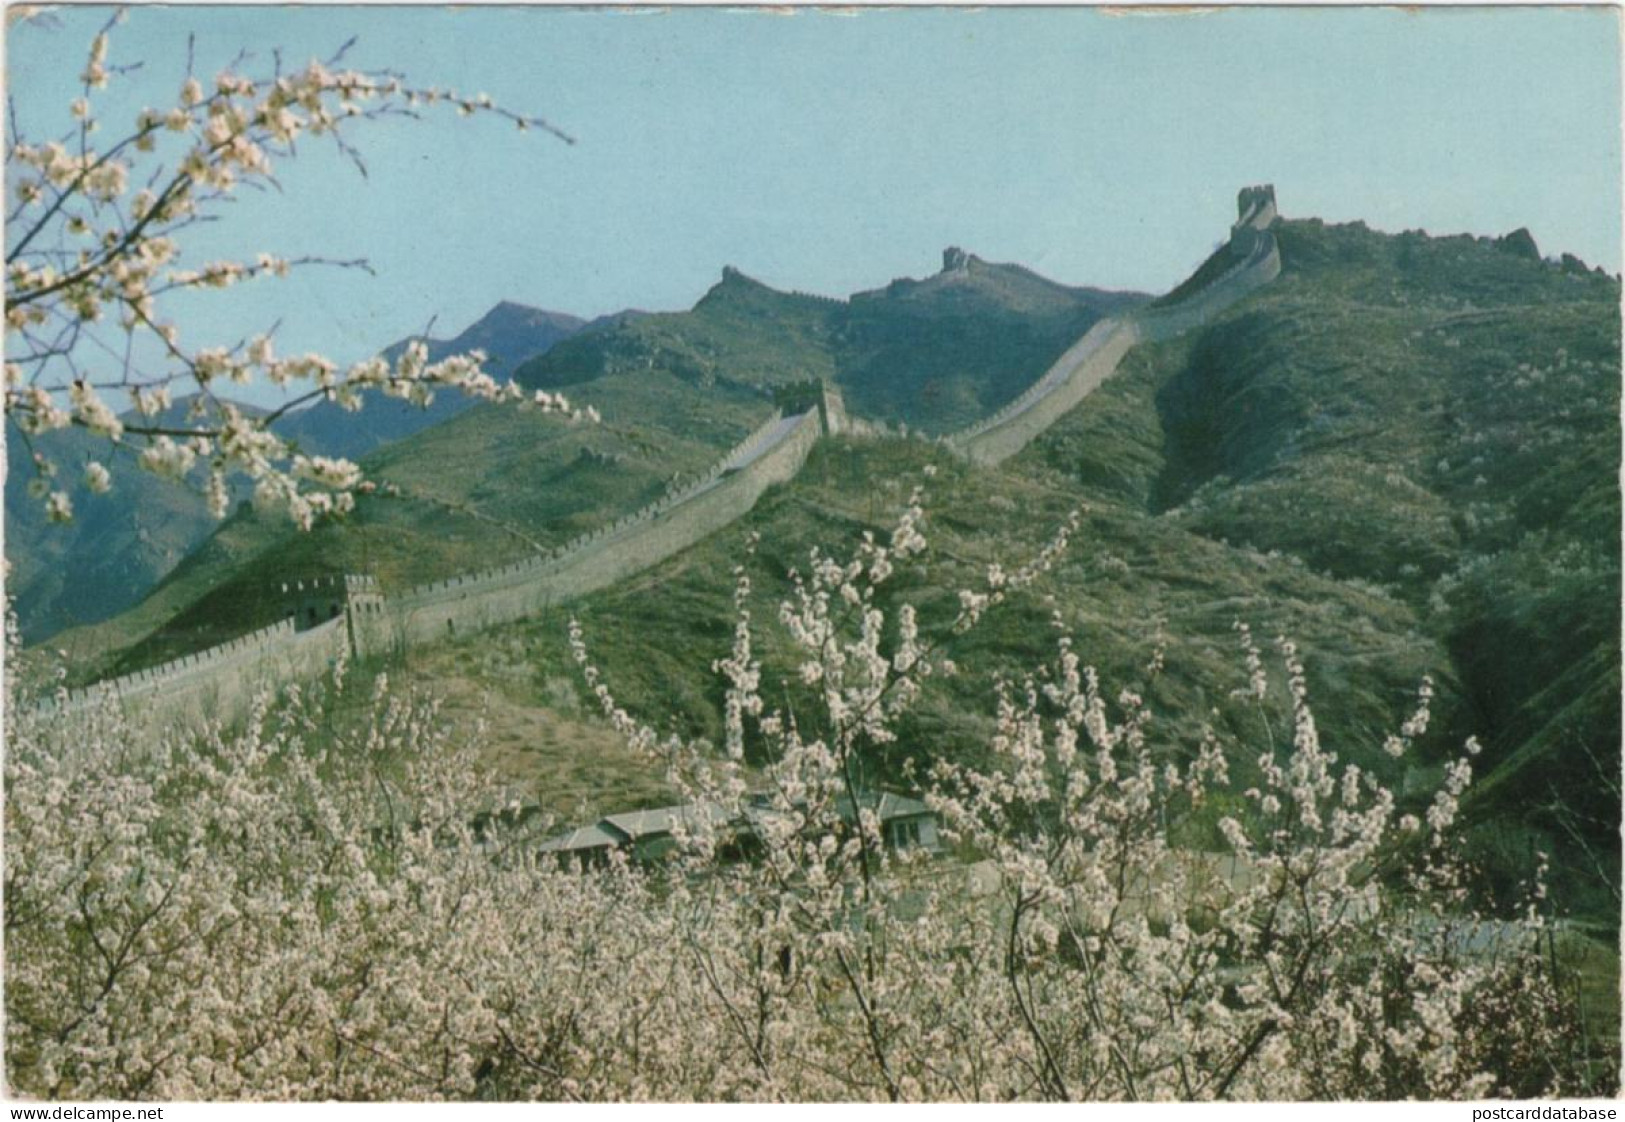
[832,791,940,853]
[537,789,941,868]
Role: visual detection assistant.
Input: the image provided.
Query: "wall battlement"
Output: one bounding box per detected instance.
[44,188,1282,729]
[1236,184,1278,231]
[789,290,848,307]
[1228,183,1279,258]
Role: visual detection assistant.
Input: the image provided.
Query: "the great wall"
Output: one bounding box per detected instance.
[943,184,1280,465]
[41,187,1281,729]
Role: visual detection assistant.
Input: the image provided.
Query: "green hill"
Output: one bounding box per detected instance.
[53,250,1143,677]
[1020,217,1620,917]
[407,218,1619,921]
[517,250,1148,434]
[517,267,841,393]
[42,370,771,682]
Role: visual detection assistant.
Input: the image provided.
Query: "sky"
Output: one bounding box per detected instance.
[5,4,1621,400]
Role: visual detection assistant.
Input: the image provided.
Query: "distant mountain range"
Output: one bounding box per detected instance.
[27,249,1140,665]
[273,302,639,462]
[5,300,601,642]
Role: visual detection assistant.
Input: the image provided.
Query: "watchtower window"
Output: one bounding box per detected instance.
[329,602,340,618]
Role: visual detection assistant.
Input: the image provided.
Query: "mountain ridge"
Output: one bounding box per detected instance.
[517,249,1151,433]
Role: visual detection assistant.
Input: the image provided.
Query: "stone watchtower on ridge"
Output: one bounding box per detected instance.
[1229,184,1278,257]
[772,379,847,436]
[1236,184,1277,222]
[276,573,390,661]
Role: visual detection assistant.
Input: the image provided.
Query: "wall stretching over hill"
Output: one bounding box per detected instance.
[946,184,1280,466]
[41,409,823,728]
[42,186,1280,730]
[37,616,349,728]
[378,409,821,652]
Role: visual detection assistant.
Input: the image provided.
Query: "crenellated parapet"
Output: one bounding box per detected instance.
[789,290,847,307]
[36,407,822,726]
[278,574,369,630]
[773,380,850,437]
[1236,184,1278,229]
[383,407,821,647]
[31,614,349,731]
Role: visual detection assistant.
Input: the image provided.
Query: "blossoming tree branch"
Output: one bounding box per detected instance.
[5,14,595,529]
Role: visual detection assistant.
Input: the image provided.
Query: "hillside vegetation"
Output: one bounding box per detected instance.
[411,219,1621,925]
[33,216,1621,930]
[45,251,1143,677]
[42,371,770,681]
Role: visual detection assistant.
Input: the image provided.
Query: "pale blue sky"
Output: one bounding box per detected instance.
[7,4,1621,392]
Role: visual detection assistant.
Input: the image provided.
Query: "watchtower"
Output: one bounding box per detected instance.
[1230,184,1278,257]
[279,575,353,632]
[276,573,389,659]
[773,379,847,436]
[1236,184,1277,225]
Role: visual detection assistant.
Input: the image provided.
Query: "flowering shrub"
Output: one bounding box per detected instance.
[2,487,1597,1100]
[5,16,593,528]
[568,486,1592,1100]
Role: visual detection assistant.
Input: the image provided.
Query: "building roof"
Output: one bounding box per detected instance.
[602,800,732,840]
[835,790,933,822]
[542,790,935,857]
[537,822,628,853]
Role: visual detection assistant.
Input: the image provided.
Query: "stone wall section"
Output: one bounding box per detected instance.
[945,185,1280,466]
[38,410,822,724]
[950,319,1145,466]
[384,409,821,648]
[38,616,349,727]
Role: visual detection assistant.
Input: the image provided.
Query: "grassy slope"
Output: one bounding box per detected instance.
[1023,217,1621,917]
[830,255,1147,431]
[57,251,1141,683]
[406,432,1441,837]
[517,270,841,395]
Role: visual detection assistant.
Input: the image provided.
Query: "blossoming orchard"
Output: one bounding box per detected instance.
[4,486,1594,1100]
[4,8,1618,1106]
